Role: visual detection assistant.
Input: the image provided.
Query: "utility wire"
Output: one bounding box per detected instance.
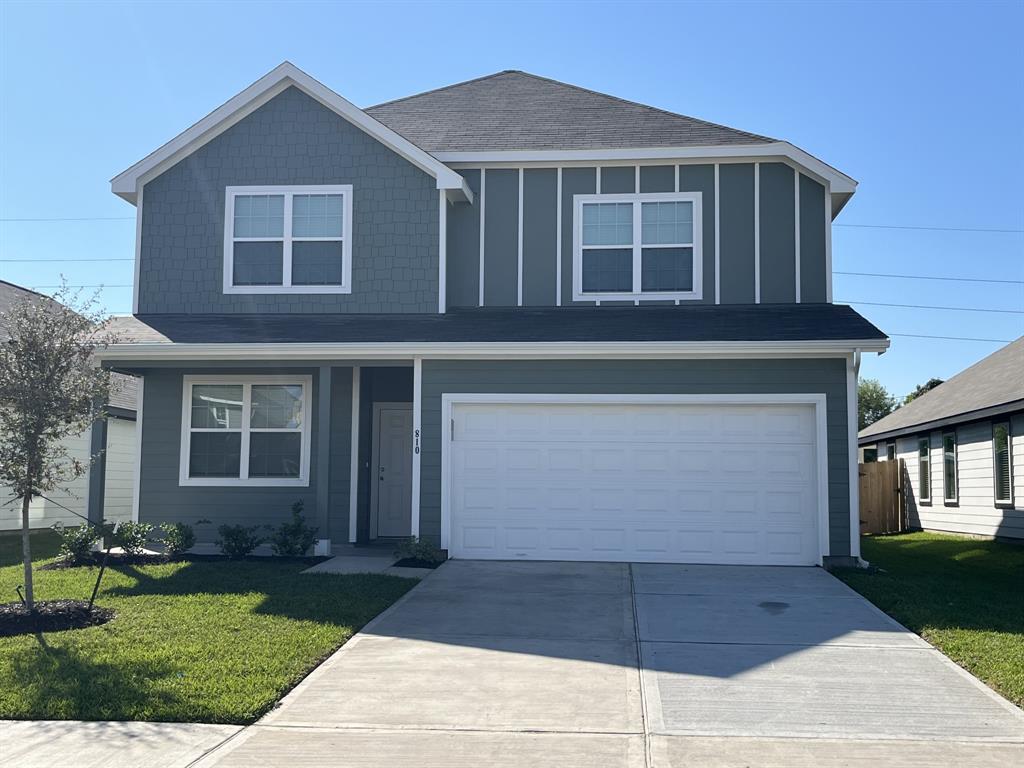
[835,223,1023,234]
[889,333,1014,343]
[840,299,1024,315]
[836,270,1024,285]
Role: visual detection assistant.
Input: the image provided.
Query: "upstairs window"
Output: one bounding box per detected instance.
[573,192,702,301]
[918,437,931,503]
[993,422,1013,506]
[224,185,352,294]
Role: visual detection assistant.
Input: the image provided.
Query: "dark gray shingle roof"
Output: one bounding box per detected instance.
[106,304,884,346]
[365,71,774,153]
[0,281,137,414]
[859,336,1024,441]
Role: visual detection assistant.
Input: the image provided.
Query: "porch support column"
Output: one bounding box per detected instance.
[411,358,422,539]
[315,365,332,555]
[86,401,108,528]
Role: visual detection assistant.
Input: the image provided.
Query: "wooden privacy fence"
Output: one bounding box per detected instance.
[859,459,906,535]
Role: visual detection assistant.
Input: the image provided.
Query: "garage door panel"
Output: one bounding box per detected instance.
[448,402,821,565]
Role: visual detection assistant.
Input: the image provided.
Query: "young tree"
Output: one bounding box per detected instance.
[0,287,114,611]
[858,378,898,431]
[904,377,944,404]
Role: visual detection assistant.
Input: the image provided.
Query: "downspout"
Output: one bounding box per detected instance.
[848,348,868,567]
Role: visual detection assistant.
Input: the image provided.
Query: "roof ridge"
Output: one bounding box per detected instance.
[366,70,522,111]
[507,70,775,144]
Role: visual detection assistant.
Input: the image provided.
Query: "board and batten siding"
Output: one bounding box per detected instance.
[444,162,828,310]
[0,422,136,531]
[136,367,354,546]
[887,413,1024,539]
[419,357,853,556]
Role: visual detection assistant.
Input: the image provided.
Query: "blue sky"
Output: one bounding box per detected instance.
[1,0,1021,397]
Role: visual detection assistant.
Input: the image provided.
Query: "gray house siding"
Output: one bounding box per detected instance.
[138,86,439,314]
[419,358,852,556]
[137,366,353,546]
[718,164,756,304]
[887,414,1024,540]
[446,162,827,311]
[759,163,797,304]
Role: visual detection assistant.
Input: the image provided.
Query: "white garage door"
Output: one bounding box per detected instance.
[447,399,823,565]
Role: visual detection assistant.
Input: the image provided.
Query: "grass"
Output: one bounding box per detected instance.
[0,529,63,566]
[0,542,416,723]
[835,531,1024,708]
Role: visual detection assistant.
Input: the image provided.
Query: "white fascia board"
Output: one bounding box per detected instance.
[96,338,890,363]
[436,141,856,198]
[111,62,469,204]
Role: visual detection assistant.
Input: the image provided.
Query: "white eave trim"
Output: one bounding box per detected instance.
[436,141,855,201]
[111,62,472,204]
[97,338,890,363]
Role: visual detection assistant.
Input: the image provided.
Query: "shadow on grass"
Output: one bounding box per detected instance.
[103,559,416,627]
[6,636,184,720]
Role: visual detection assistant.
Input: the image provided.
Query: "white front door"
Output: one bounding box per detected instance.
[372,404,413,539]
[447,399,823,565]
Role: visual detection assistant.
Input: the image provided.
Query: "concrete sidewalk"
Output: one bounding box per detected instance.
[0,720,241,768]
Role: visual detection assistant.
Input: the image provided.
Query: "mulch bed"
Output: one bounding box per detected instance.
[38,552,171,570]
[393,558,443,569]
[0,600,115,637]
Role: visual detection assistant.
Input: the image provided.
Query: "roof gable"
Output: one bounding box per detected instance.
[860,335,1024,440]
[111,62,471,204]
[367,70,775,152]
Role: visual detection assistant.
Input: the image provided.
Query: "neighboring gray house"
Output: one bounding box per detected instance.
[97,62,888,567]
[0,280,138,531]
[859,337,1024,540]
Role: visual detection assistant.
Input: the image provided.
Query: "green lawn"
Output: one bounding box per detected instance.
[0,545,415,723]
[0,529,63,566]
[835,532,1024,708]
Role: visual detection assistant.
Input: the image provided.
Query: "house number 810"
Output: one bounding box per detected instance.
[414,428,420,455]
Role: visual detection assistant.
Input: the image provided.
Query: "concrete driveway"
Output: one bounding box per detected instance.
[197,561,1024,767]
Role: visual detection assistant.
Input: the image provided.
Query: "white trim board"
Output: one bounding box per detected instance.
[348,367,360,543]
[439,392,832,566]
[98,338,891,363]
[111,62,472,204]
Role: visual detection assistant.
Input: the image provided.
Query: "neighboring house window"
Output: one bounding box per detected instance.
[180,376,312,486]
[224,185,352,294]
[863,447,878,463]
[918,437,931,503]
[993,422,1013,506]
[942,431,958,504]
[573,192,702,301]
[886,441,896,461]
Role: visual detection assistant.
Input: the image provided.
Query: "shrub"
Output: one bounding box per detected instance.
[216,524,265,559]
[55,523,100,565]
[394,536,446,566]
[269,501,318,557]
[159,522,196,557]
[112,521,154,556]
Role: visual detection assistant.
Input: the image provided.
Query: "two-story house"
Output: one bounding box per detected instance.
[98,63,887,567]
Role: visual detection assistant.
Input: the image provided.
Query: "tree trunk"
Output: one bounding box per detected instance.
[21,495,34,611]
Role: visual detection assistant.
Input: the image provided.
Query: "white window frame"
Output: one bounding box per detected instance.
[885,440,896,461]
[942,430,958,504]
[917,436,932,504]
[993,421,1014,507]
[223,185,353,295]
[572,191,703,302]
[179,375,313,487]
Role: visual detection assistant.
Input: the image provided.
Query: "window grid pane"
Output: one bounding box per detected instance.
[233,195,284,238]
[918,439,931,500]
[641,247,694,292]
[943,434,957,501]
[641,201,693,245]
[582,203,633,246]
[248,433,302,478]
[191,385,243,429]
[292,194,344,238]
[189,433,242,478]
[251,384,304,429]
[582,248,633,292]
